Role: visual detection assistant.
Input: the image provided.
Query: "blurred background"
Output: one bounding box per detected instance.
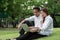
[0,0,60,28]
[0,0,60,40]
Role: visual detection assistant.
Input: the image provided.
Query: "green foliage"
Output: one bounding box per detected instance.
[48,0,60,14]
[0,0,60,21]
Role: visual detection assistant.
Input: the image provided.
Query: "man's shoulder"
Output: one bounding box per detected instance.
[30,15,35,18]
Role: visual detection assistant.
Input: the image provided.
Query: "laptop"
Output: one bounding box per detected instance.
[22,24,30,32]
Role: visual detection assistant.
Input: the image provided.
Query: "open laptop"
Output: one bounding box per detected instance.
[22,24,30,32]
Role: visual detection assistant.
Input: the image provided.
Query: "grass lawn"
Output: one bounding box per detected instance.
[0,28,60,40]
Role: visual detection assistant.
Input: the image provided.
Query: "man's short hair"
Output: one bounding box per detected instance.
[33,6,40,12]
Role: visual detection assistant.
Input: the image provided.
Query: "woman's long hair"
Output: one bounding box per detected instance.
[41,8,49,15]
[41,8,49,23]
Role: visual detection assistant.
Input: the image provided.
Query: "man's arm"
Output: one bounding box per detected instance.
[18,16,35,29]
[25,16,34,21]
[18,19,26,29]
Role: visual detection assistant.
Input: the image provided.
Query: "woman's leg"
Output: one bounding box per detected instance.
[28,33,47,40]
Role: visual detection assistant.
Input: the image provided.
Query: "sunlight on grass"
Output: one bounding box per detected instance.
[0,28,19,40]
[0,28,60,40]
[35,28,60,40]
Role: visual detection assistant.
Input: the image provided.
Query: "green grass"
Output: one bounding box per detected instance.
[0,28,19,40]
[35,28,60,40]
[0,28,60,40]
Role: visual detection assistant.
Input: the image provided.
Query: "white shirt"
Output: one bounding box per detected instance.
[39,15,53,36]
[25,15,53,36]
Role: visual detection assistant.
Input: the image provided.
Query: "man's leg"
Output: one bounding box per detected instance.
[19,28,25,36]
[19,21,34,36]
[24,21,34,26]
[16,32,35,40]
[16,21,34,39]
[16,32,47,40]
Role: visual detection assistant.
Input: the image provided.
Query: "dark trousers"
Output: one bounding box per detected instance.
[19,21,34,36]
[16,21,47,40]
[16,32,47,40]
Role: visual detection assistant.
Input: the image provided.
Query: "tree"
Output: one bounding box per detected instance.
[0,0,60,27]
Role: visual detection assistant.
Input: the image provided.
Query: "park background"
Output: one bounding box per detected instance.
[0,0,60,40]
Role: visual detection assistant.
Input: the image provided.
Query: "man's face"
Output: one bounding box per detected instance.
[33,9,40,17]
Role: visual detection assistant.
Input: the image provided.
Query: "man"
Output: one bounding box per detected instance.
[18,6,42,36]
[16,7,53,40]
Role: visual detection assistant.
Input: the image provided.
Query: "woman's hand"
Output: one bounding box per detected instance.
[29,27,38,32]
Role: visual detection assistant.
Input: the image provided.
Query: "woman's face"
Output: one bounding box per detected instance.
[40,11,47,18]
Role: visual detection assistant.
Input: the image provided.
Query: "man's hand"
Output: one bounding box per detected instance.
[29,27,38,32]
[18,19,26,30]
[18,23,22,30]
